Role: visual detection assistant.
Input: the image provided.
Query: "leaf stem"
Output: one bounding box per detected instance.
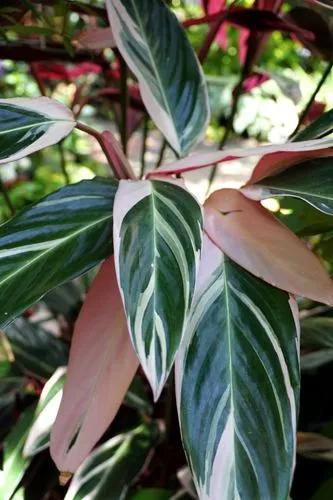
[292,61,333,136]
[76,122,129,179]
[140,116,149,178]
[120,56,129,154]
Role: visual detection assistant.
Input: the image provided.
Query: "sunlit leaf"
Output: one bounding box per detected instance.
[24,367,66,457]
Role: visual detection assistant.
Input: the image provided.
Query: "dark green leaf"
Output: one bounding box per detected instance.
[293,109,333,141]
[5,318,68,379]
[244,157,333,215]
[65,424,159,500]
[0,177,117,328]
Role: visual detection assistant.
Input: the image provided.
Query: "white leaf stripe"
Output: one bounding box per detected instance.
[0,178,117,328]
[0,97,75,164]
[107,0,209,156]
[176,236,300,500]
[113,179,202,400]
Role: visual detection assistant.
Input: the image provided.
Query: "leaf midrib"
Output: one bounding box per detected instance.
[261,183,333,202]
[0,119,73,136]
[129,0,181,153]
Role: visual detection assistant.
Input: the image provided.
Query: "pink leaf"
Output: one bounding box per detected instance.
[50,257,139,473]
[148,137,333,177]
[204,188,333,304]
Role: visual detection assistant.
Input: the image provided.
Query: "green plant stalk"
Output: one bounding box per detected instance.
[0,177,15,216]
[120,56,129,155]
[292,61,333,136]
[140,116,149,178]
[58,142,70,184]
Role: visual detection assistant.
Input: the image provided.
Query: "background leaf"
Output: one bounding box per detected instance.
[0,97,75,164]
[5,318,68,379]
[65,424,159,500]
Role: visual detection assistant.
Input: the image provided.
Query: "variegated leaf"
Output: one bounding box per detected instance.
[176,235,300,500]
[106,0,210,156]
[242,157,333,215]
[0,178,117,328]
[150,136,333,177]
[65,424,159,500]
[23,367,66,457]
[113,179,203,400]
[0,97,75,164]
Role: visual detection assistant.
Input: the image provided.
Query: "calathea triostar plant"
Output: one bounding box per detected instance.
[0,1,333,498]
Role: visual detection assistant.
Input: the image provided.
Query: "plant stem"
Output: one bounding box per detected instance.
[155,138,167,169]
[293,61,333,136]
[75,122,127,179]
[0,177,15,216]
[58,142,70,184]
[120,56,129,155]
[140,116,149,178]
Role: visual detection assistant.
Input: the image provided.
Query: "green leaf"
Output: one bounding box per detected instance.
[293,109,333,141]
[23,367,65,457]
[113,179,202,399]
[65,424,159,500]
[124,376,153,415]
[243,157,333,215]
[128,489,172,500]
[301,317,333,370]
[5,318,68,379]
[277,198,333,236]
[176,236,300,500]
[1,406,35,500]
[0,97,75,164]
[106,0,210,156]
[312,478,333,500]
[0,177,117,328]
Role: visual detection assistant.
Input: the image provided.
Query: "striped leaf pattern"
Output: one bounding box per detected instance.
[65,424,159,500]
[0,178,117,328]
[106,0,210,156]
[113,179,202,400]
[176,235,300,500]
[0,97,75,164]
[242,157,333,215]
[24,367,65,457]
